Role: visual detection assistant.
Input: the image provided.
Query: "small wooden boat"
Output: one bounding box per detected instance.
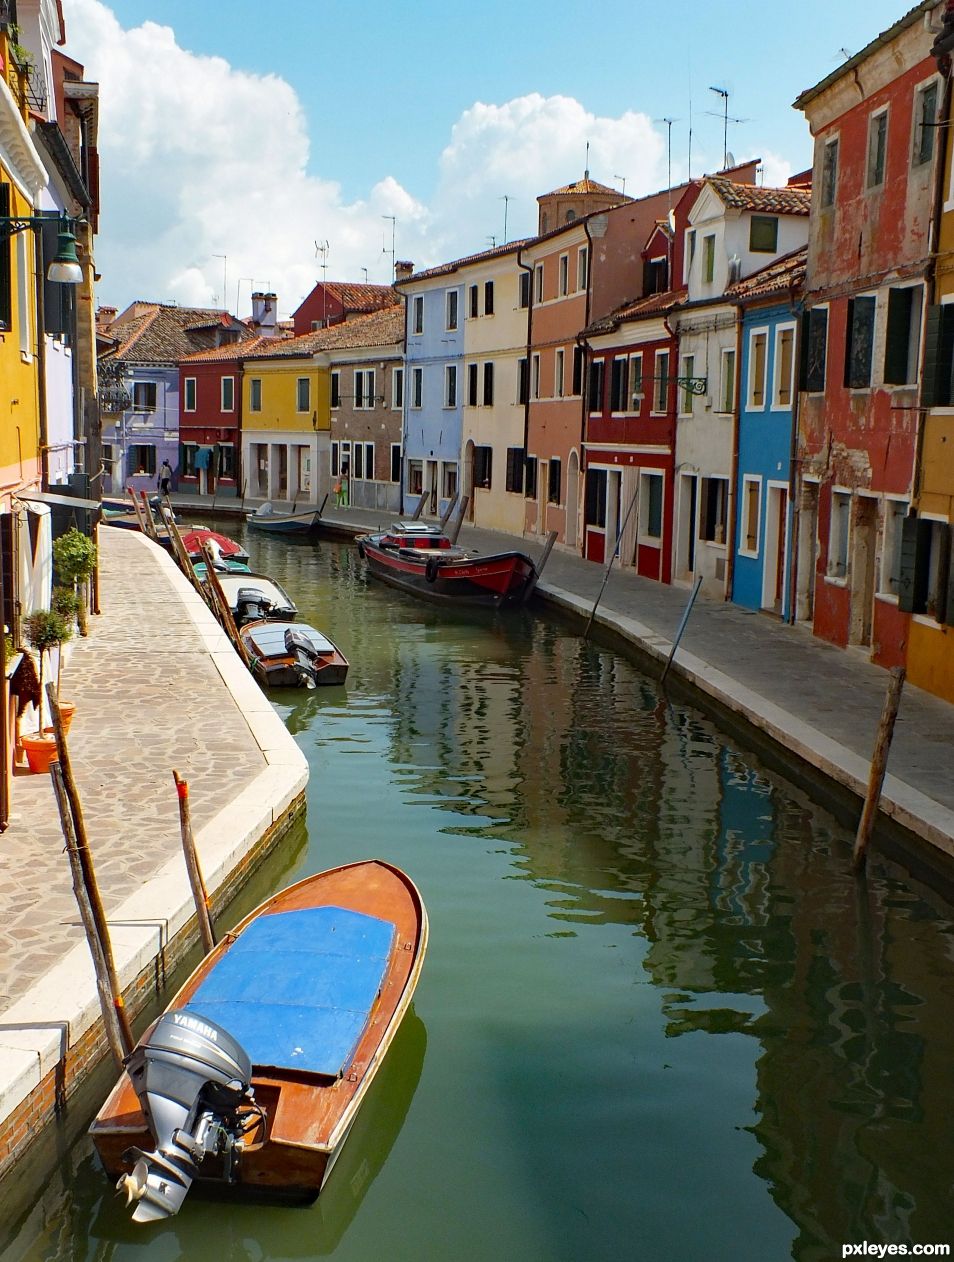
[357,521,537,608]
[180,528,250,564]
[239,619,348,687]
[89,860,427,1222]
[214,572,298,627]
[247,503,322,534]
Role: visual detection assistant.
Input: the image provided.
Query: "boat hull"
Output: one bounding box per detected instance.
[247,510,321,534]
[90,860,427,1202]
[360,541,536,608]
[239,620,349,688]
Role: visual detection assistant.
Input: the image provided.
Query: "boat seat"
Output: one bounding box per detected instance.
[183,906,396,1078]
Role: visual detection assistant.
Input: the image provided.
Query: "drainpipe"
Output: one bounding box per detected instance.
[516,244,535,511]
[33,231,49,490]
[787,278,804,625]
[723,303,744,603]
[663,308,679,581]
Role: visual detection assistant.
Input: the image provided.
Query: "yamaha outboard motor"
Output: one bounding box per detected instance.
[118,1009,254,1222]
[234,586,272,626]
[284,627,320,688]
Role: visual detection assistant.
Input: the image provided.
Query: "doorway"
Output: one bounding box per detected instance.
[849,494,878,646]
[761,483,789,615]
[566,451,579,548]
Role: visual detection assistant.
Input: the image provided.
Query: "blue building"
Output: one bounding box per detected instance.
[729,249,806,620]
[396,263,465,517]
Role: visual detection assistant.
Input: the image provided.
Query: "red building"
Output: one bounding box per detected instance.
[178,337,267,497]
[291,281,399,337]
[793,1,942,666]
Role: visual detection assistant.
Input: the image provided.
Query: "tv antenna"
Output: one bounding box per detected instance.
[654,117,680,209]
[499,195,511,244]
[614,174,627,195]
[382,215,396,279]
[315,240,330,326]
[707,86,748,170]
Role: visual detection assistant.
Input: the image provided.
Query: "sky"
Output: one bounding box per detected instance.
[60,0,913,319]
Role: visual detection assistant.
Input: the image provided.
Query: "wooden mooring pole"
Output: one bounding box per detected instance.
[173,770,216,954]
[853,666,905,871]
[660,574,704,685]
[583,488,639,642]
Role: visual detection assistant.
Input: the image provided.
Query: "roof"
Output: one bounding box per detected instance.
[541,174,632,200]
[99,304,255,365]
[399,238,534,285]
[793,1,937,110]
[302,304,404,352]
[706,177,812,216]
[322,282,399,310]
[585,287,687,336]
[725,246,807,302]
[180,335,273,364]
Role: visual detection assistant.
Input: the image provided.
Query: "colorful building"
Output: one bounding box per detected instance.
[793,1,942,665]
[291,279,398,337]
[178,335,268,498]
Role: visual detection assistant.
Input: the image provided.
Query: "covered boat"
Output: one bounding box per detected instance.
[179,528,250,565]
[214,572,298,627]
[89,860,427,1221]
[247,503,321,534]
[239,620,348,688]
[357,522,537,608]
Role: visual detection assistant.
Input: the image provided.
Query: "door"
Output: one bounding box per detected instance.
[849,495,878,646]
[761,483,789,615]
[566,451,579,548]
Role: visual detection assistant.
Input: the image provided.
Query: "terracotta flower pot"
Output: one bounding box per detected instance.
[22,732,59,774]
[57,700,76,733]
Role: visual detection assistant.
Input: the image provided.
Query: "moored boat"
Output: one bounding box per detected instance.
[214,572,298,627]
[89,860,427,1221]
[247,503,322,534]
[180,528,250,564]
[239,619,348,688]
[357,521,537,608]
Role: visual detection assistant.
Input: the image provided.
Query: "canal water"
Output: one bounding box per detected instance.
[3,529,954,1262]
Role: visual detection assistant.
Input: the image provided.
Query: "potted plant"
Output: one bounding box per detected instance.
[21,608,71,772]
[52,526,97,637]
[50,586,79,729]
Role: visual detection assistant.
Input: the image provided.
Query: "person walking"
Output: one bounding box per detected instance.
[340,462,350,507]
[158,459,173,497]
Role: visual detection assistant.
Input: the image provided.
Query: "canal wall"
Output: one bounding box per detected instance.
[0,529,308,1183]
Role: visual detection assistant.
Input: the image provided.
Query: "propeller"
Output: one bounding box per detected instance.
[116,1158,149,1206]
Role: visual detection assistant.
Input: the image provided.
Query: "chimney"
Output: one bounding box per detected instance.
[251,292,279,337]
[395,260,414,282]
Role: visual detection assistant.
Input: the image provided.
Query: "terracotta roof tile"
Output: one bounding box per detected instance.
[586,287,687,335]
[543,175,632,199]
[707,177,812,216]
[725,246,807,301]
[400,238,535,285]
[180,335,273,364]
[302,304,404,351]
[99,304,255,364]
[321,282,399,311]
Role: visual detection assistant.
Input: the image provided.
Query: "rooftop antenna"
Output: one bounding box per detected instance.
[614,174,627,195]
[315,240,329,326]
[838,47,853,61]
[382,215,396,280]
[707,86,748,170]
[487,235,497,249]
[213,254,228,312]
[499,195,511,244]
[584,139,590,178]
[361,267,369,283]
[654,117,680,210]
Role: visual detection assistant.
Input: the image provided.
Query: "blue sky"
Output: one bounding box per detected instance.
[64,0,913,312]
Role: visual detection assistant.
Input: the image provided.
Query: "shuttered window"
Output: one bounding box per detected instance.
[473,445,493,488]
[883,286,922,385]
[524,456,538,499]
[799,307,828,393]
[610,357,628,411]
[588,360,604,412]
[483,362,494,406]
[920,304,954,407]
[585,468,607,528]
[505,447,525,493]
[548,458,561,504]
[467,362,478,407]
[844,296,876,389]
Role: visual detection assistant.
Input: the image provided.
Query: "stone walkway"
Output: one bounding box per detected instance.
[0,527,267,1012]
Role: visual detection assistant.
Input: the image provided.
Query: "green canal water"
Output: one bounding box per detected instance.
[3,530,954,1261]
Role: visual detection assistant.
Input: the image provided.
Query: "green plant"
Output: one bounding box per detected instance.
[51,585,79,621]
[23,609,72,721]
[52,527,96,637]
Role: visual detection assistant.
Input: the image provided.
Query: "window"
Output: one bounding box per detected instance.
[799,307,829,393]
[654,351,669,413]
[532,353,541,400]
[535,263,544,302]
[484,281,494,315]
[390,443,401,483]
[444,364,458,407]
[133,381,157,412]
[469,284,479,319]
[330,372,340,408]
[221,376,235,412]
[844,296,877,388]
[408,458,423,495]
[719,348,736,412]
[519,271,531,309]
[392,366,404,409]
[331,440,339,478]
[505,447,525,493]
[548,458,561,504]
[524,456,538,499]
[179,443,197,478]
[703,235,716,283]
[898,515,953,618]
[296,377,310,411]
[555,348,565,398]
[774,326,795,407]
[249,377,262,412]
[922,303,954,406]
[630,354,644,406]
[467,362,479,407]
[184,377,196,412]
[645,257,668,295]
[680,354,695,415]
[353,442,363,480]
[585,468,607,528]
[517,357,529,404]
[749,331,768,408]
[700,477,728,544]
[867,110,888,188]
[578,247,589,291]
[684,229,696,281]
[749,216,778,253]
[914,80,938,167]
[572,346,584,395]
[474,445,493,488]
[884,285,923,385]
[412,295,423,335]
[354,369,376,409]
[741,477,761,554]
[360,442,375,480]
[559,254,569,296]
[589,359,605,412]
[218,443,235,479]
[129,444,157,476]
[821,138,839,208]
[412,366,423,408]
[446,290,459,331]
[483,361,494,406]
[639,472,664,541]
[610,357,628,412]
[442,462,458,498]
[828,490,851,578]
[881,498,909,596]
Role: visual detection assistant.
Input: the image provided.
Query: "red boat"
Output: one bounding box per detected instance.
[357,522,537,608]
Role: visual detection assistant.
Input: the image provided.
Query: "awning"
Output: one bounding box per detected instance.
[17,490,102,510]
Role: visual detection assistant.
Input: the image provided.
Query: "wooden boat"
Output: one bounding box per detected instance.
[239,619,348,687]
[214,572,298,626]
[89,860,427,1222]
[180,528,250,564]
[357,521,537,608]
[247,503,322,534]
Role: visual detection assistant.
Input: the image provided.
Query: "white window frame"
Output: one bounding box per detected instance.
[653,350,670,415]
[679,353,695,417]
[559,253,569,297]
[820,134,839,209]
[535,263,544,303]
[629,353,644,408]
[445,289,459,332]
[532,352,541,400]
[747,327,769,411]
[221,375,235,413]
[827,488,851,582]
[771,322,797,411]
[444,364,458,408]
[912,74,939,169]
[330,370,340,409]
[296,377,310,413]
[739,475,762,558]
[354,368,376,410]
[866,107,889,190]
[389,442,402,483]
[879,495,909,600]
[249,377,262,413]
[184,377,197,413]
[577,246,589,291]
[638,470,665,545]
[555,348,565,398]
[412,294,424,335]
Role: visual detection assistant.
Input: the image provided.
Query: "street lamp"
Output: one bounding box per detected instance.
[0,215,84,284]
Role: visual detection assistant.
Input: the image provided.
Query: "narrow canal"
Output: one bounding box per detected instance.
[4,528,954,1262]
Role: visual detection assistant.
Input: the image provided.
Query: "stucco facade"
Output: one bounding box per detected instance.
[240,345,330,504]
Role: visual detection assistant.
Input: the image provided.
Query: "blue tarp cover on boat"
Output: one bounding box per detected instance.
[183,906,396,1077]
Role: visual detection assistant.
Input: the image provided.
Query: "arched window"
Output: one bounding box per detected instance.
[565,210,576,223]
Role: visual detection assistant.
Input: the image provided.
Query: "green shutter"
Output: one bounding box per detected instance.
[921,305,954,407]
[898,515,933,613]
[945,530,954,626]
[884,288,913,385]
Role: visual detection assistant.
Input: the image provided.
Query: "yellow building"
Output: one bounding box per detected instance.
[241,334,330,503]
